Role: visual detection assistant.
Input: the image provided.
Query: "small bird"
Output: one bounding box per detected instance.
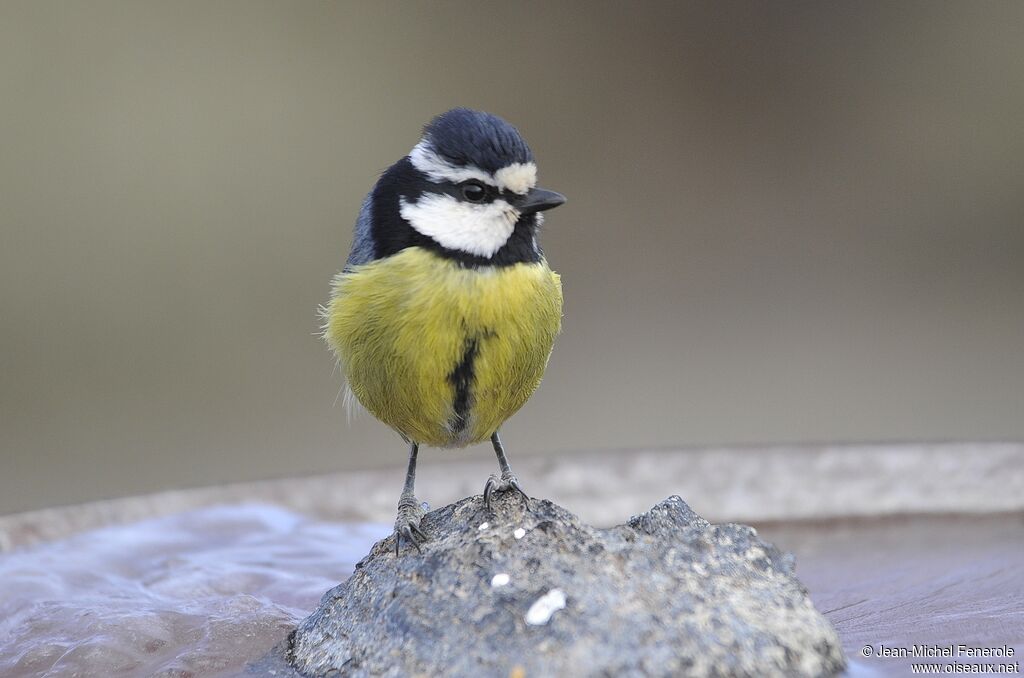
[323,109,566,554]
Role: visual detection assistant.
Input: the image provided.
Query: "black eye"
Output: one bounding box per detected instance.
[461,181,487,202]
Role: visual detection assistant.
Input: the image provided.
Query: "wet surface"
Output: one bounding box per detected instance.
[1,504,1020,677]
[761,513,1024,677]
[0,505,387,677]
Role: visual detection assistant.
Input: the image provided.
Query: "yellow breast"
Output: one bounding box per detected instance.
[324,247,562,447]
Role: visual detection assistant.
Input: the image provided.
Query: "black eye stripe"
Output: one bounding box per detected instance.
[405,166,516,204]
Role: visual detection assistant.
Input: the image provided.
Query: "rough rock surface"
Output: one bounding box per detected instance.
[289,493,845,678]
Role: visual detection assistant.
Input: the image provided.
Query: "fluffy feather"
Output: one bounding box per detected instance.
[324,248,562,448]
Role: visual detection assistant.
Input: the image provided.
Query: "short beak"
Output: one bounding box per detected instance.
[517,187,566,215]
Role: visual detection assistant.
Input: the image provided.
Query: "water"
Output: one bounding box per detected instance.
[0,505,387,677]
[3,502,1018,677]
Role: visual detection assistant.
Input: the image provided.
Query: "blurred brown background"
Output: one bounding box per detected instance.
[2,1,1022,515]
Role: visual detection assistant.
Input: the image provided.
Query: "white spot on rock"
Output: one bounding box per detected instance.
[478,522,489,531]
[525,589,566,626]
[491,573,510,587]
[513,528,526,540]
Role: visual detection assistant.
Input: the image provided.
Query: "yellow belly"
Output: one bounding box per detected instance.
[324,247,562,447]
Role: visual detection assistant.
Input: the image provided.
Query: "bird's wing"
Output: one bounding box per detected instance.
[344,193,376,270]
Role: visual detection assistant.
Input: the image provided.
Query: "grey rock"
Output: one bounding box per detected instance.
[289,493,846,678]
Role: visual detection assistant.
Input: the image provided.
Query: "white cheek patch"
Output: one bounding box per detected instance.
[494,162,537,195]
[400,194,520,258]
[409,141,495,187]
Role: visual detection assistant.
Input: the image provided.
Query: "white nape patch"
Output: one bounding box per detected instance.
[491,573,511,587]
[494,162,537,195]
[409,141,494,186]
[525,589,566,626]
[478,522,490,531]
[400,194,519,258]
[513,528,526,540]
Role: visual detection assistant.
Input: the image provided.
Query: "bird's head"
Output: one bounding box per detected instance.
[369,108,565,265]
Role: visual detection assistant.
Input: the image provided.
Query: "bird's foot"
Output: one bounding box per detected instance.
[393,493,427,556]
[483,471,529,511]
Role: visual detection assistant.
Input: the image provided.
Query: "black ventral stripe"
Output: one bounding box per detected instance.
[448,337,479,434]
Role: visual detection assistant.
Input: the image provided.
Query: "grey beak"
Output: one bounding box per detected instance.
[518,187,566,215]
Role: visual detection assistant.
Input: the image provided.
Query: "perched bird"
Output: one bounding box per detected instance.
[323,109,566,554]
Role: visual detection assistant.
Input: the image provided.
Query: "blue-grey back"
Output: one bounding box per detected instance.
[344,193,375,270]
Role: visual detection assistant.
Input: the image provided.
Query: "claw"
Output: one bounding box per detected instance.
[393,493,427,556]
[509,477,528,501]
[395,523,424,555]
[484,473,530,511]
[484,477,496,510]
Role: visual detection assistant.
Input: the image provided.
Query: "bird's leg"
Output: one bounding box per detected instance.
[484,431,529,510]
[393,442,427,555]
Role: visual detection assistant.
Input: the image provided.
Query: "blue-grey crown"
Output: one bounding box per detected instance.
[423,108,534,175]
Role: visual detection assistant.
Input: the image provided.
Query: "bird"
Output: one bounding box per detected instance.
[322,108,566,554]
